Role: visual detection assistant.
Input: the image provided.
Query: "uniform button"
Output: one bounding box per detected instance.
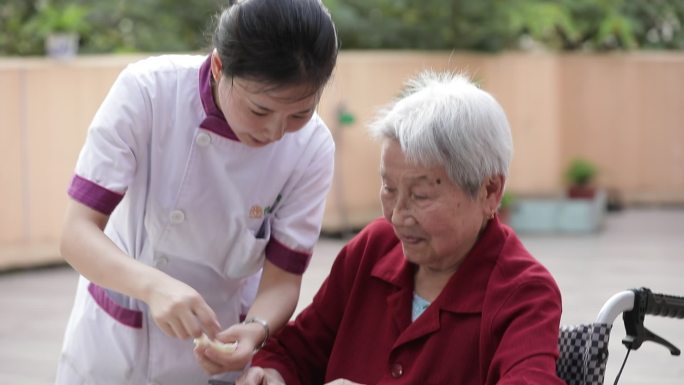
[390,362,403,378]
[195,132,211,146]
[169,209,185,224]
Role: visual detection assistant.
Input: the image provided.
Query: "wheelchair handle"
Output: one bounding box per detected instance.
[645,291,684,319]
[622,287,682,356]
[595,290,634,324]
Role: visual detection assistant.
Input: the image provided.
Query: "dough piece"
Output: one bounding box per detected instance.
[193,334,238,353]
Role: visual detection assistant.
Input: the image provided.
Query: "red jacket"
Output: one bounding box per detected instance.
[253,217,565,385]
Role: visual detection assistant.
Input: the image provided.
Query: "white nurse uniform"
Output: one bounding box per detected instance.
[55,54,334,385]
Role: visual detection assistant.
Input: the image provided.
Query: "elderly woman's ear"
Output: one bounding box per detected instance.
[482,175,506,218]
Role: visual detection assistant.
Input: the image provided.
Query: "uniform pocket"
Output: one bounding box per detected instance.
[223,225,268,279]
[60,283,146,384]
[88,283,143,328]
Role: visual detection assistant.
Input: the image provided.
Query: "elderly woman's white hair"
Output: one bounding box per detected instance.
[370,70,513,198]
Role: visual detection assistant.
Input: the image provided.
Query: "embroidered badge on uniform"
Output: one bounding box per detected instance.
[249,205,264,219]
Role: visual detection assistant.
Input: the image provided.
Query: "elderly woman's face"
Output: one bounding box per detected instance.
[380,139,495,271]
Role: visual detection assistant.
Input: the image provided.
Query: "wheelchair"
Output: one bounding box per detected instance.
[557,287,684,385]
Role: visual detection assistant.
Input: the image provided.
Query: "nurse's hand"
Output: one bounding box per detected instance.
[193,322,264,373]
[144,273,221,340]
[235,367,286,385]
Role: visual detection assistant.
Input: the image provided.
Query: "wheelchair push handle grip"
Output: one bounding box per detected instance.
[646,292,684,319]
[621,288,682,355]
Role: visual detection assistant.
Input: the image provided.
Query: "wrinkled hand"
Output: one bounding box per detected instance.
[194,322,265,374]
[144,274,220,340]
[235,367,286,385]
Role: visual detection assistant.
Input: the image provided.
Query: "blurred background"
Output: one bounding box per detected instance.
[1,1,683,384]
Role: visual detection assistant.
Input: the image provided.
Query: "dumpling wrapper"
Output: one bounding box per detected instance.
[193,333,238,353]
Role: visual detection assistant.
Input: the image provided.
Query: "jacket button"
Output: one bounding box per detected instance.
[390,363,403,378]
[169,209,185,224]
[196,132,211,146]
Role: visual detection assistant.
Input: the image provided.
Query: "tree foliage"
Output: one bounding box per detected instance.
[327,0,684,51]
[1,0,683,56]
[0,0,222,56]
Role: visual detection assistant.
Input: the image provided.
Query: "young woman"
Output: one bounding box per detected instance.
[55,1,338,384]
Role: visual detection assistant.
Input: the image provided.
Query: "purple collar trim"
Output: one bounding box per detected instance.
[198,55,239,141]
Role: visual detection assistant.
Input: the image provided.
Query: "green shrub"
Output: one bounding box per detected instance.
[500,191,516,210]
[1,0,683,56]
[565,158,598,187]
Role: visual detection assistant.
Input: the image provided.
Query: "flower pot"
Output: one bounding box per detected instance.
[508,191,606,234]
[567,184,596,199]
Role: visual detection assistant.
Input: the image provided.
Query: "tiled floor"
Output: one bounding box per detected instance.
[1,208,683,385]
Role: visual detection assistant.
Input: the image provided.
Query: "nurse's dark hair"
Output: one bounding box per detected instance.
[213,0,339,93]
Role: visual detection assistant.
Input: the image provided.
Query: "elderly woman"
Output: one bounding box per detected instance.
[199,71,565,384]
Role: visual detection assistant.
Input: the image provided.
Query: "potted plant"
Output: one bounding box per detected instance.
[564,158,598,199]
[498,191,516,224]
[24,2,92,59]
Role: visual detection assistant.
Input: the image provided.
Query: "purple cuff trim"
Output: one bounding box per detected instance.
[198,55,239,141]
[68,174,124,215]
[265,237,312,275]
[88,283,143,329]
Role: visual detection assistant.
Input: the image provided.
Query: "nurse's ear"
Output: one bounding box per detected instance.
[210,49,223,83]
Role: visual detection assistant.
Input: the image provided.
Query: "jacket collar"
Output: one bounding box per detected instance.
[198,55,240,141]
[371,217,507,315]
